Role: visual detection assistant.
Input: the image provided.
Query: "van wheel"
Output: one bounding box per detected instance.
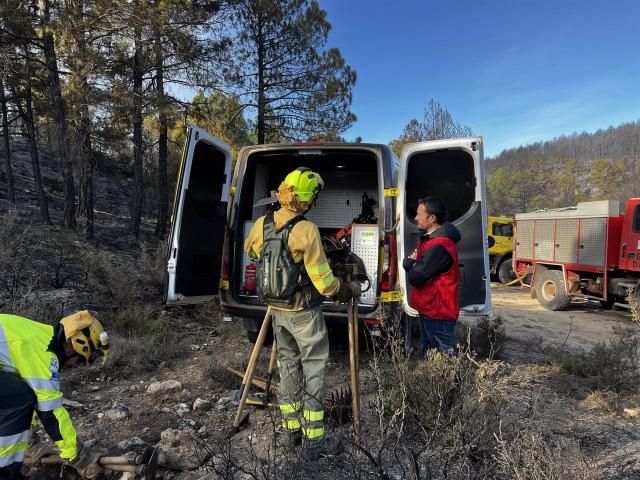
[497,259,516,283]
[536,270,571,311]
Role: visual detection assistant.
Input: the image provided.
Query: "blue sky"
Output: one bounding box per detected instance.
[318,0,640,157]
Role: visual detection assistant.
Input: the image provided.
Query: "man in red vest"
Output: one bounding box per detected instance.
[403,197,461,356]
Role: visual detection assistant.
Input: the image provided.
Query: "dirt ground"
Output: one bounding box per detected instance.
[5,139,640,479]
[28,289,635,480]
[490,285,634,362]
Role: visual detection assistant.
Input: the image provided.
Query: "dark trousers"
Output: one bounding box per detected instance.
[0,371,35,479]
[418,315,457,357]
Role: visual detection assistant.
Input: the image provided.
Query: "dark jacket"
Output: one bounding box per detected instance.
[402,222,461,287]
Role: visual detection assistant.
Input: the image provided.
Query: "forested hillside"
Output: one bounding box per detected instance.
[0,0,355,238]
[485,120,640,215]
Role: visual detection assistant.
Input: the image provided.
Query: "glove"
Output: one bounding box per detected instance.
[336,278,361,304]
[26,436,58,465]
[70,441,104,479]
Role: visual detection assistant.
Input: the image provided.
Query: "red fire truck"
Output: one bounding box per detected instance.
[513,199,640,311]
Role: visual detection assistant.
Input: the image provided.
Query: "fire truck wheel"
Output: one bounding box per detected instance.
[497,258,516,283]
[537,270,571,311]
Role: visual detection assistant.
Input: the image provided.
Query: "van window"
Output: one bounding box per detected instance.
[492,222,513,237]
[404,149,475,223]
[634,205,640,233]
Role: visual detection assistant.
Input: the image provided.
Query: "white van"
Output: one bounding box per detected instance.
[164,126,491,341]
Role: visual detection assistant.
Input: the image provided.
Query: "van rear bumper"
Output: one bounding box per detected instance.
[219,289,389,327]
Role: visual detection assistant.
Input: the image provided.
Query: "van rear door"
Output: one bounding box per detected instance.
[164,126,233,305]
[397,137,491,316]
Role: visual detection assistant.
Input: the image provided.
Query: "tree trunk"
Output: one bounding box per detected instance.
[39,0,76,229]
[256,11,265,144]
[72,0,95,238]
[15,62,50,223]
[130,4,144,238]
[46,118,56,172]
[154,29,168,239]
[77,95,95,238]
[0,77,15,203]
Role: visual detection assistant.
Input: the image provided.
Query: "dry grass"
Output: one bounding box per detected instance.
[584,390,621,413]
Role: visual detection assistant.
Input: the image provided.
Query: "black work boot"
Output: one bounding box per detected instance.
[302,435,344,461]
[279,429,302,448]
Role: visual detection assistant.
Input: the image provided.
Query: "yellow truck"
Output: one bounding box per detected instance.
[488,216,516,283]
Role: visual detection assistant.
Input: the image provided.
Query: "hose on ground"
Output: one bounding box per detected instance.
[491,274,530,289]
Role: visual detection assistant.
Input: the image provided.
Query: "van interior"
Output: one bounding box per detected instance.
[235,148,381,305]
[402,148,487,308]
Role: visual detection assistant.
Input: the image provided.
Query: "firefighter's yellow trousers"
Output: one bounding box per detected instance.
[272,306,328,443]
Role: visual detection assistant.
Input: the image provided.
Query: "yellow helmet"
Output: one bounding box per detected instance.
[59,311,110,365]
[283,167,324,203]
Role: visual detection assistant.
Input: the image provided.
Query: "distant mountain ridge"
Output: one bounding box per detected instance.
[484,119,640,216]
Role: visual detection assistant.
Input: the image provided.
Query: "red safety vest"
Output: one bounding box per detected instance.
[409,236,460,321]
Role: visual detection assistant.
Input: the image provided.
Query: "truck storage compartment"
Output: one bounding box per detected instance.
[514,200,623,269]
[402,148,486,308]
[235,148,381,305]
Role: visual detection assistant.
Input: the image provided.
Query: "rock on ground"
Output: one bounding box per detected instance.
[157,429,207,470]
[147,380,182,395]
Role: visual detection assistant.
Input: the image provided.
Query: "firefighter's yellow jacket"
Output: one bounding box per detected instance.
[0,314,78,460]
[244,183,340,310]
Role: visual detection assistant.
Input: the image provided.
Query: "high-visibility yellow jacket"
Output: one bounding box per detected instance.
[0,314,78,460]
[245,205,340,311]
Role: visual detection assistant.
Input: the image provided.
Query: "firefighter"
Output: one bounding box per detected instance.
[245,167,361,461]
[0,311,109,479]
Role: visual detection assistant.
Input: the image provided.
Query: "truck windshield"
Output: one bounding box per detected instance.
[493,222,513,237]
[634,205,640,233]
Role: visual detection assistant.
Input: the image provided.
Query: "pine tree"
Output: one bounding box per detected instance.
[226,0,356,143]
[39,0,76,228]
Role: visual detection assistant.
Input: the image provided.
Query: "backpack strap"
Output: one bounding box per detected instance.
[263,212,276,238]
[275,215,305,234]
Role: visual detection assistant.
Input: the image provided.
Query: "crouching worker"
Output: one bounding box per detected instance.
[0,311,110,479]
[245,167,361,461]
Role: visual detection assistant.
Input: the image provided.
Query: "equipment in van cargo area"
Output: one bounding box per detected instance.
[165,126,491,337]
[239,159,380,304]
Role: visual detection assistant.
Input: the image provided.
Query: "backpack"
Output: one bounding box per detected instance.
[257,213,306,308]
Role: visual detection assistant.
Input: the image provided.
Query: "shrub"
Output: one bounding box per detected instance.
[495,430,596,480]
[560,326,640,392]
[584,390,620,413]
[0,211,38,308]
[457,315,506,360]
[140,241,166,292]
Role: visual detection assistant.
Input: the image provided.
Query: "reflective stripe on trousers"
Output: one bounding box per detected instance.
[0,430,29,467]
[279,401,302,431]
[302,409,324,440]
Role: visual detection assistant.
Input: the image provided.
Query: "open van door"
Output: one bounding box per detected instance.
[397,137,491,317]
[164,125,233,305]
